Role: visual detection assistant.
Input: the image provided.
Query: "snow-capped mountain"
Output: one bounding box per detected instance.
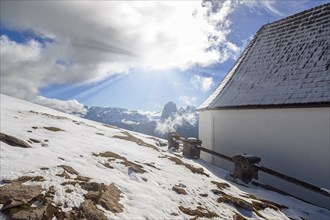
[1,94,329,220]
[84,102,198,139]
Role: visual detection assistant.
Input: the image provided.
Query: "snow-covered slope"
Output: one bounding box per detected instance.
[0,94,329,220]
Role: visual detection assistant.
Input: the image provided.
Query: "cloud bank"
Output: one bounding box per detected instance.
[1,1,241,112]
[155,111,198,136]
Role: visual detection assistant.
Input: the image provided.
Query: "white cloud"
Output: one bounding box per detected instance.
[0,1,240,110]
[34,96,87,115]
[240,0,284,16]
[0,35,87,114]
[179,96,198,107]
[155,112,197,135]
[190,75,215,92]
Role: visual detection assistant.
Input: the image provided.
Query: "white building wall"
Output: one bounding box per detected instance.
[199,107,330,208]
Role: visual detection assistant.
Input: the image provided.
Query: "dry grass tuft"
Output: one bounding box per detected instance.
[168,157,209,177]
[217,192,253,211]
[211,181,230,190]
[113,131,158,151]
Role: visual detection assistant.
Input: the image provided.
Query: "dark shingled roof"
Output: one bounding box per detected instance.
[199,3,330,110]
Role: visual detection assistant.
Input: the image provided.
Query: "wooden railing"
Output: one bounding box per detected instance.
[197,146,330,197]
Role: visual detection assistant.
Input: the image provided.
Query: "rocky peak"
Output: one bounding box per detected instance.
[161,101,177,119]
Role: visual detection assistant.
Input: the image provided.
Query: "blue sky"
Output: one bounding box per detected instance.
[0,1,327,112]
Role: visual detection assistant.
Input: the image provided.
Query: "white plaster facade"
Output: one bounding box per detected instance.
[199,107,330,208]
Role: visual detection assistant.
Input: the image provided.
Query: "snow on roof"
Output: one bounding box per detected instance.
[199,3,330,110]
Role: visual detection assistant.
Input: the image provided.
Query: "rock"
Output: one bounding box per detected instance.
[98,183,123,213]
[80,182,103,192]
[0,133,31,148]
[172,186,187,195]
[161,101,177,119]
[43,127,64,132]
[79,199,108,220]
[29,138,41,143]
[56,171,71,179]
[1,176,34,184]
[0,183,43,205]
[75,175,91,182]
[58,165,79,175]
[82,182,123,213]
[199,193,208,197]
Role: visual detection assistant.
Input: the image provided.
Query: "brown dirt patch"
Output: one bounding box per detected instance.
[178,205,218,218]
[101,162,114,169]
[40,167,49,170]
[217,191,287,216]
[44,127,64,132]
[75,175,92,182]
[217,192,253,211]
[113,131,158,150]
[233,211,248,220]
[168,156,209,177]
[0,133,32,148]
[252,198,288,211]
[103,124,117,129]
[143,162,161,170]
[240,194,288,210]
[31,176,46,182]
[61,181,80,186]
[211,180,230,190]
[65,189,74,193]
[94,151,146,173]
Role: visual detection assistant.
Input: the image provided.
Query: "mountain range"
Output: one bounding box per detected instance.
[83,101,198,139]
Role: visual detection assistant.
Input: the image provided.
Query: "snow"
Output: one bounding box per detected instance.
[1,93,329,219]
